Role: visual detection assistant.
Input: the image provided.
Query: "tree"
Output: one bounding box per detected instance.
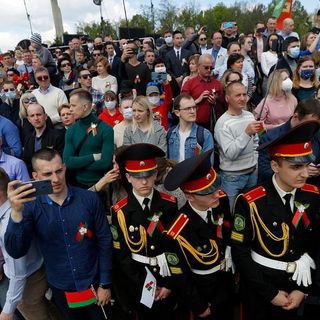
[76,20,116,39]
[120,14,153,34]
[158,0,178,33]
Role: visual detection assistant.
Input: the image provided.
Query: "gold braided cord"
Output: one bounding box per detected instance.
[117,209,146,253]
[250,202,289,257]
[176,235,219,265]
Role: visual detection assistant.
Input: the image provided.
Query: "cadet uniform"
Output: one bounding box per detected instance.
[164,150,234,320]
[111,144,178,320]
[231,121,320,320]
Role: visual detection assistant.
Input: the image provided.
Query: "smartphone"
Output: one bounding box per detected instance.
[203,26,208,33]
[14,180,53,198]
[151,72,167,82]
[223,22,234,29]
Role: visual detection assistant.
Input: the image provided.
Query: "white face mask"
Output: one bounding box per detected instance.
[122,107,133,120]
[105,100,116,110]
[154,66,166,73]
[281,78,293,91]
[165,36,173,45]
[148,96,160,106]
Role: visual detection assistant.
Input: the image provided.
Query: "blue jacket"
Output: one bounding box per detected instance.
[167,123,214,164]
[5,186,112,291]
[258,119,320,182]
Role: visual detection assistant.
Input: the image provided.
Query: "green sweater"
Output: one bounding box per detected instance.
[63,112,114,186]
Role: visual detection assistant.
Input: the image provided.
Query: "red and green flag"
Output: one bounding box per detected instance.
[147,211,164,236]
[65,288,97,308]
[292,201,310,229]
[272,0,293,30]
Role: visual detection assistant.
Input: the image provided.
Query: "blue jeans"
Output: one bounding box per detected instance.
[220,171,257,211]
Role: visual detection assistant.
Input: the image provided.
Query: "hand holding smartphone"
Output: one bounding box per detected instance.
[14,180,53,198]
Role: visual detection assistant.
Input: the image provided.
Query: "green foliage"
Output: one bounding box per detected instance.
[76,20,116,39]
[75,0,312,39]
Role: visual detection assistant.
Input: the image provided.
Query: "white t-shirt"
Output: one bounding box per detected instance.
[178,129,191,162]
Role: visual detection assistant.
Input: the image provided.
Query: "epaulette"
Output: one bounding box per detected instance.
[160,192,177,203]
[244,186,266,203]
[112,196,128,212]
[218,189,227,198]
[167,213,189,239]
[301,184,320,195]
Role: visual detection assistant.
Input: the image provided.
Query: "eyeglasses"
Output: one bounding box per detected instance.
[55,50,62,54]
[203,66,214,70]
[93,53,101,57]
[36,75,49,81]
[3,88,15,92]
[7,73,14,77]
[179,105,198,112]
[61,62,71,67]
[199,38,207,41]
[22,96,37,104]
[81,74,93,79]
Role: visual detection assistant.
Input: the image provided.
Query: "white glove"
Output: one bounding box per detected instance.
[292,253,316,287]
[156,253,171,277]
[225,246,235,274]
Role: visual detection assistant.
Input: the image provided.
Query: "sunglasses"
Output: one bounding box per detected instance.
[37,75,49,81]
[7,73,14,77]
[22,96,37,104]
[55,50,62,54]
[81,74,93,79]
[93,53,101,57]
[199,38,207,41]
[61,63,71,67]
[3,88,15,92]
[203,66,214,70]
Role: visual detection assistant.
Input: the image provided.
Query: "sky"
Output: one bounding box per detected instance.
[1,0,319,52]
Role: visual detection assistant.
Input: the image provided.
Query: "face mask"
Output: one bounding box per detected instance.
[281,78,293,91]
[165,36,173,45]
[288,47,300,59]
[123,107,133,120]
[5,91,16,100]
[105,100,116,110]
[87,43,93,50]
[300,69,315,80]
[148,96,160,106]
[154,66,166,73]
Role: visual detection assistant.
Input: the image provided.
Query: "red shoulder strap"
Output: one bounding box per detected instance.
[244,186,266,203]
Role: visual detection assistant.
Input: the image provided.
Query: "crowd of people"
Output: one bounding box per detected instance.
[1,10,320,320]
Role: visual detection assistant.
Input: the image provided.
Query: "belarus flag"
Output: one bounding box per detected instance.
[65,288,97,308]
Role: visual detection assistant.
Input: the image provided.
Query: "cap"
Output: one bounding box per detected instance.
[257,120,320,163]
[116,143,165,178]
[146,86,160,96]
[164,150,221,195]
[30,33,42,46]
[120,80,133,93]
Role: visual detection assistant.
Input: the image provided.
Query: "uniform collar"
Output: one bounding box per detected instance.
[188,201,211,222]
[272,174,297,200]
[132,189,154,208]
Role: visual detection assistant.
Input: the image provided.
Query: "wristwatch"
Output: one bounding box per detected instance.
[99,283,110,289]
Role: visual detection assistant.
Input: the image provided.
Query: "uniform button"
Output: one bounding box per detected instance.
[73,268,76,272]
[150,245,155,250]
[153,268,157,272]
[65,232,68,235]
[62,219,65,222]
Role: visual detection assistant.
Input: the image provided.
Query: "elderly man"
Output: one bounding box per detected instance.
[205,32,227,71]
[32,67,68,125]
[182,54,224,129]
[5,148,113,320]
[278,18,300,40]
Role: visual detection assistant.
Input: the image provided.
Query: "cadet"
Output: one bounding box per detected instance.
[111,143,178,320]
[231,121,320,320]
[164,150,234,320]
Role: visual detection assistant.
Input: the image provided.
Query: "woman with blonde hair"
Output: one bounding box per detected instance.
[123,95,167,152]
[253,68,297,130]
[182,54,200,88]
[92,56,118,94]
[292,56,319,102]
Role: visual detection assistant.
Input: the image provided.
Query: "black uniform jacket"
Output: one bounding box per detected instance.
[165,192,232,314]
[231,179,320,302]
[111,189,178,298]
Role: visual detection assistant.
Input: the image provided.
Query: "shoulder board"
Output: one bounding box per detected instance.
[218,189,227,198]
[159,192,177,203]
[112,196,128,212]
[167,213,189,239]
[244,186,266,203]
[301,184,320,195]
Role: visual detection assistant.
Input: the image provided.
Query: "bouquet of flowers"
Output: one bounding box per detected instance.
[12,73,30,94]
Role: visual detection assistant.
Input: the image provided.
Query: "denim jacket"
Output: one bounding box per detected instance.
[167,122,214,164]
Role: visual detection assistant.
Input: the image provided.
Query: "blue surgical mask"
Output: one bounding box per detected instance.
[300,69,315,80]
[288,47,300,59]
[5,91,16,100]
[104,101,116,110]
